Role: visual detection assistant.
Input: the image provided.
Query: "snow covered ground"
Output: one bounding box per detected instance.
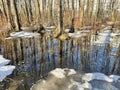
[0,65,15,81]
[0,55,10,67]
[31,68,120,90]
[0,55,15,82]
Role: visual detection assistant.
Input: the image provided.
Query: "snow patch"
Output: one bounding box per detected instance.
[0,55,15,82]
[49,68,66,78]
[82,82,92,89]
[109,75,120,82]
[82,73,113,82]
[45,26,56,30]
[68,33,82,38]
[10,31,40,38]
[0,55,10,67]
[49,68,77,78]
[68,79,92,90]
[68,79,84,90]
[67,69,76,76]
[103,26,112,30]
[0,65,15,81]
[64,29,70,33]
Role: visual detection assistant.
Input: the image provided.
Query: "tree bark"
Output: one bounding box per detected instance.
[5,0,13,30]
[79,0,85,26]
[24,0,30,24]
[28,0,33,22]
[35,0,41,22]
[1,0,7,23]
[11,0,20,31]
[58,0,63,35]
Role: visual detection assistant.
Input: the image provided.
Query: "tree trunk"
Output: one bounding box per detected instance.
[48,0,53,25]
[58,0,63,35]
[24,0,30,24]
[35,0,41,22]
[5,0,13,30]
[79,0,85,26]
[1,0,7,23]
[11,0,20,31]
[42,0,45,23]
[28,0,33,23]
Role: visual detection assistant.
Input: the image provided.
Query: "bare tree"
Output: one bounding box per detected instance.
[11,0,20,31]
[28,0,33,23]
[35,0,41,22]
[1,0,7,23]
[58,0,63,35]
[5,0,13,30]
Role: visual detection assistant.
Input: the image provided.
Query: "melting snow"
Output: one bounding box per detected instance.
[44,26,56,30]
[67,69,76,76]
[68,79,84,90]
[49,68,77,78]
[82,82,92,89]
[0,55,10,67]
[68,33,82,38]
[69,80,92,90]
[82,73,113,82]
[31,68,120,90]
[0,65,15,81]
[0,55,15,82]
[109,75,120,82]
[49,68,66,78]
[64,29,70,33]
[9,31,40,38]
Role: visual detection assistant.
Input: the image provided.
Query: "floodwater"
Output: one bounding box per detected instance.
[0,31,120,90]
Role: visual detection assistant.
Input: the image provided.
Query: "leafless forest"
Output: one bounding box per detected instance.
[0,0,120,31]
[0,0,120,90]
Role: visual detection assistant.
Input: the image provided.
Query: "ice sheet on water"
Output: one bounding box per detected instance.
[0,65,15,81]
[0,55,10,67]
